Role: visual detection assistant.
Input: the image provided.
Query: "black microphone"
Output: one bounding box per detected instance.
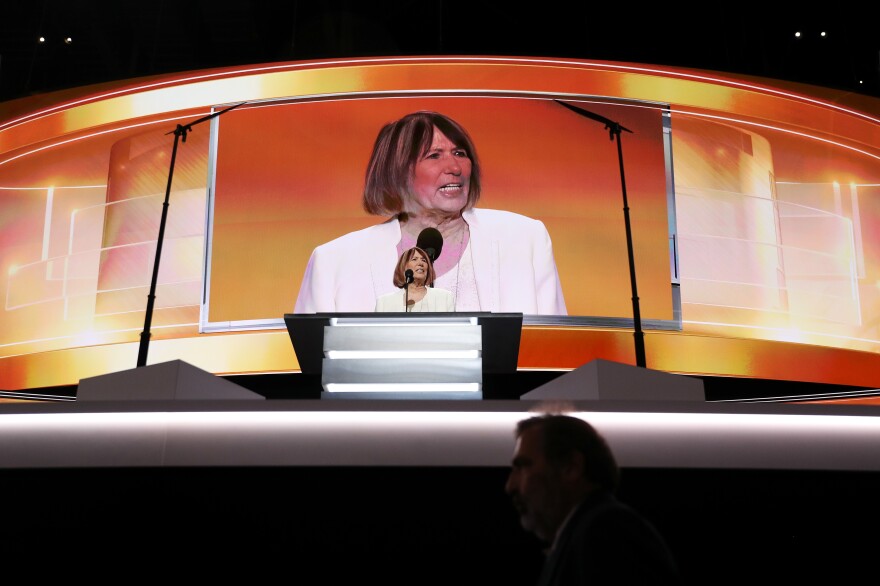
[404,268,414,285]
[416,227,443,262]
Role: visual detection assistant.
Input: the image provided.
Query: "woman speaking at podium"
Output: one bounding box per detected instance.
[375,247,454,312]
[294,111,567,315]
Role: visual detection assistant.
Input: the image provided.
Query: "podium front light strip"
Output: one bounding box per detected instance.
[325,350,481,360]
[323,383,482,394]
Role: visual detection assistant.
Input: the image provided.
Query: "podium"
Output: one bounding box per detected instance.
[284,313,523,399]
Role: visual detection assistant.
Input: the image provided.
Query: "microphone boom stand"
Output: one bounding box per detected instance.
[555,100,647,368]
[136,102,246,368]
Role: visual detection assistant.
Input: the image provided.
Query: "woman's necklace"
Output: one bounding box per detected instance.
[405,283,427,311]
[439,221,468,275]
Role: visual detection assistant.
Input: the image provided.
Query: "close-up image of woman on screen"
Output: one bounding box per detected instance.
[294,110,568,315]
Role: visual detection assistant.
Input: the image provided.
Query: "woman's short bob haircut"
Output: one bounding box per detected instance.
[363,111,482,216]
[393,246,436,288]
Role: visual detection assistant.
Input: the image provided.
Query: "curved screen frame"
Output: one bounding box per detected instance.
[199,90,681,332]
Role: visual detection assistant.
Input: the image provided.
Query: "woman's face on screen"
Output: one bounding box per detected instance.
[405,251,429,282]
[407,127,472,218]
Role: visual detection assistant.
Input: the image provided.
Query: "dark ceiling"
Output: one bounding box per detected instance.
[1,2,878,104]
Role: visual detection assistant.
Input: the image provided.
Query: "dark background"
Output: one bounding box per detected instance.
[4,466,880,583]
[1,1,878,104]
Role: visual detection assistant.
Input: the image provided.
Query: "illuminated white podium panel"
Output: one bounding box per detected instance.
[284,313,523,400]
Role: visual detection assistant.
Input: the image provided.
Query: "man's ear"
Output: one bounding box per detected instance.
[560,450,586,482]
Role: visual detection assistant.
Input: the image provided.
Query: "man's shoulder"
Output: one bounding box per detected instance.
[565,492,667,546]
[561,493,681,583]
[577,493,653,526]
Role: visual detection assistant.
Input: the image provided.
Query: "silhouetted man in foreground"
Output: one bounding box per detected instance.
[506,414,681,585]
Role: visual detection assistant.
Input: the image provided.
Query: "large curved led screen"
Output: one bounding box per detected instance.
[0,57,878,389]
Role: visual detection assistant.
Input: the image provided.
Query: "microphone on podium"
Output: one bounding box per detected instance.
[417,228,443,262]
[403,268,414,311]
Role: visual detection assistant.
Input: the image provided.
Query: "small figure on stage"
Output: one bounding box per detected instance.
[375,246,454,312]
